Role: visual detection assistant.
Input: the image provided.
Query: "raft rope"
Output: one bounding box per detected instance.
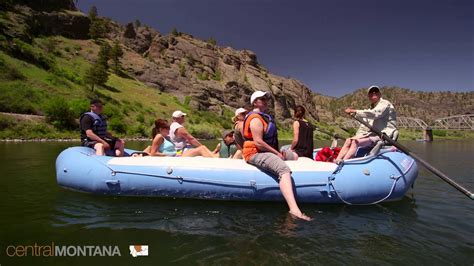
[327,158,413,205]
[82,151,328,189]
[109,168,328,190]
[86,151,407,203]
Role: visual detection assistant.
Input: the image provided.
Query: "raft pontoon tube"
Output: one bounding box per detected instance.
[56,146,418,204]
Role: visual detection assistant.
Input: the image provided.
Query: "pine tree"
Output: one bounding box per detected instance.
[171,27,178,36]
[135,19,141,28]
[97,42,111,70]
[110,40,124,74]
[123,22,136,38]
[89,5,98,20]
[84,61,108,91]
[89,19,108,39]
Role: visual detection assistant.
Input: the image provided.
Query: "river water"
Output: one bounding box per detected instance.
[0,140,473,265]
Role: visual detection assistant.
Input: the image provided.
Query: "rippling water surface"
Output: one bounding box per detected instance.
[0,140,473,265]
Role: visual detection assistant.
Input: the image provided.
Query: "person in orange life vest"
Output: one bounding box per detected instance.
[79,99,125,156]
[242,91,312,221]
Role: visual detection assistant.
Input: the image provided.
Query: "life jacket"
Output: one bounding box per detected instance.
[315,147,341,162]
[243,111,278,150]
[218,140,237,158]
[80,112,107,140]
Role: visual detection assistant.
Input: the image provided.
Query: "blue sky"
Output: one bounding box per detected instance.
[77,0,473,97]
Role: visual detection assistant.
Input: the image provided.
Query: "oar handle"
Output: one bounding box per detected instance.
[350,114,474,200]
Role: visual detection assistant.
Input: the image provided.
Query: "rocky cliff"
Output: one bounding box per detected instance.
[108,27,323,125]
[1,1,472,127]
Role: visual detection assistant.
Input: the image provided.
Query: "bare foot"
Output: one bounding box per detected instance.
[288,211,313,221]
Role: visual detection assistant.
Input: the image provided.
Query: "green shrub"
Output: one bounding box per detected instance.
[212,70,221,81]
[89,19,109,39]
[206,37,216,46]
[189,125,219,139]
[69,99,90,117]
[134,101,143,108]
[130,124,147,137]
[196,71,209,81]
[171,28,179,36]
[0,83,41,114]
[109,117,127,134]
[43,97,76,130]
[183,96,191,106]
[136,113,145,123]
[433,130,447,137]
[0,62,26,80]
[53,66,82,84]
[0,114,16,130]
[102,105,123,120]
[8,39,55,70]
[179,63,186,77]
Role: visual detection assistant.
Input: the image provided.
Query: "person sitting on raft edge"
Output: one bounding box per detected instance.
[232,107,248,159]
[79,99,125,156]
[169,110,217,157]
[334,85,397,164]
[242,90,312,221]
[145,118,217,157]
[291,105,314,159]
[213,130,239,158]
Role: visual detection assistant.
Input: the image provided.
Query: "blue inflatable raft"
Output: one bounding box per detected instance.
[55,146,418,204]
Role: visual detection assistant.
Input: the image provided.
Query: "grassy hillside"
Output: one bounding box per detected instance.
[1,36,471,141]
[0,36,240,140]
[0,2,471,141]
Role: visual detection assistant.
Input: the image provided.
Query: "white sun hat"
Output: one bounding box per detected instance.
[172,110,187,118]
[250,90,268,104]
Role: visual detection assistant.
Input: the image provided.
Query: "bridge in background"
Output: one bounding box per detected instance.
[341,114,474,130]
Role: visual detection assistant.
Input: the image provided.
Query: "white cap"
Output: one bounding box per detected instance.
[250,90,268,104]
[172,110,187,118]
[367,85,380,94]
[234,108,247,117]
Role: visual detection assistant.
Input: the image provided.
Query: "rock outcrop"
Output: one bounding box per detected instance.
[116,32,322,124]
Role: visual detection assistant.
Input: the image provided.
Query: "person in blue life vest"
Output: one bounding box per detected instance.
[213,130,238,158]
[79,99,125,156]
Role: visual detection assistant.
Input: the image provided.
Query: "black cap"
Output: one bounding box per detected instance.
[90,98,103,105]
[222,130,234,139]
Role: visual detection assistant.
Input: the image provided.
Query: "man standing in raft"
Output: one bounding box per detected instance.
[80,99,125,156]
[242,91,312,221]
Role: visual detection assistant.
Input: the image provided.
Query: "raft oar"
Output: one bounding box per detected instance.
[314,127,342,139]
[350,114,474,200]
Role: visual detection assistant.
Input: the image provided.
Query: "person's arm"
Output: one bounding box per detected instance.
[149,134,167,156]
[105,131,124,144]
[82,115,110,149]
[85,129,109,148]
[249,118,283,159]
[213,143,221,153]
[290,120,299,150]
[176,127,202,147]
[354,101,390,120]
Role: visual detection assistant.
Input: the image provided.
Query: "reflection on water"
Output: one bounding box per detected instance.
[0,140,473,264]
[52,190,419,238]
